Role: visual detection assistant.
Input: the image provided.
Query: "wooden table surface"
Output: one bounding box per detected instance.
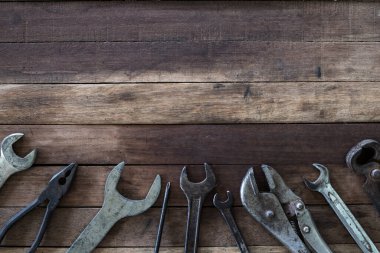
[0,1,379,252]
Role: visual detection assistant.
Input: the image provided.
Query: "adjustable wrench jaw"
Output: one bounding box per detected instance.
[346,139,380,213]
[0,133,37,188]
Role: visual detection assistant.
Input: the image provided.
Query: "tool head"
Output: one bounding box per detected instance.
[240,167,310,253]
[346,139,380,175]
[213,191,233,209]
[1,133,37,171]
[303,163,330,191]
[104,162,161,218]
[43,163,78,202]
[180,163,216,198]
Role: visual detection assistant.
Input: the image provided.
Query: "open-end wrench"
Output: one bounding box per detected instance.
[180,163,216,253]
[67,162,161,253]
[304,163,379,253]
[0,133,37,189]
[213,191,250,253]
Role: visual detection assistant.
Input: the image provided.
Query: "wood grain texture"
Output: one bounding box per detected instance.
[0,206,378,247]
[0,82,379,124]
[1,124,379,165]
[0,165,372,207]
[1,41,380,83]
[1,245,377,253]
[0,2,379,43]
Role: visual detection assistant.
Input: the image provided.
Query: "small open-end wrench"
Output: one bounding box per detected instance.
[213,191,250,253]
[67,162,161,253]
[180,163,216,253]
[304,163,379,253]
[0,133,37,189]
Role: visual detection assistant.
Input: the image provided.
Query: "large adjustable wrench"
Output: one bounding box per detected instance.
[180,163,216,253]
[0,133,37,189]
[67,162,161,253]
[304,163,379,253]
[346,139,380,213]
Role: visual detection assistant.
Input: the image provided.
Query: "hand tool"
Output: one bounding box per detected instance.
[67,161,161,253]
[346,139,380,213]
[240,165,332,253]
[213,191,250,253]
[0,133,37,189]
[154,182,171,253]
[180,163,216,253]
[0,163,77,253]
[304,163,379,253]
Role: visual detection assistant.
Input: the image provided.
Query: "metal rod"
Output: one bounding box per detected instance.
[154,182,171,253]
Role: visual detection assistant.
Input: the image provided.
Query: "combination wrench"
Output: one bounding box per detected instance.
[180,163,216,253]
[213,191,250,253]
[304,163,379,253]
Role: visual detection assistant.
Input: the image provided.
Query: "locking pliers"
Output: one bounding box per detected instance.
[240,165,332,253]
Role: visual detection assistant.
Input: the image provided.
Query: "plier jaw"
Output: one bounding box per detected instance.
[240,165,332,253]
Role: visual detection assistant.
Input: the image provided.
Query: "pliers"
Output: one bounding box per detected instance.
[240,165,332,253]
[0,163,77,253]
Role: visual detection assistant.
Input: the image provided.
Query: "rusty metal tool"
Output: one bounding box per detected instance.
[0,163,77,253]
[304,163,379,253]
[241,165,332,253]
[154,182,171,253]
[0,133,37,189]
[180,163,216,253]
[346,139,380,213]
[67,161,161,253]
[213,191,250,253]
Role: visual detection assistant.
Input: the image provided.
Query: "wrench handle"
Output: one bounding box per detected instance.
[218,208,250,253]
[185,197,203,253]
[67,207,117,253]
[321,184,379,253]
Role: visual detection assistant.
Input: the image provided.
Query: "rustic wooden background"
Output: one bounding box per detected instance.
[0,1,380,252]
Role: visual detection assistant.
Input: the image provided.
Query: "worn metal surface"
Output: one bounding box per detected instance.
[0,133,37,189]
[67,161,161,253]
[304,163,379,253]
[213,191,250,253]
[240,165,332,253]
[180,163,216,253]
[346,139,380,213]
[0,163,77,253]
[154,182,171,253]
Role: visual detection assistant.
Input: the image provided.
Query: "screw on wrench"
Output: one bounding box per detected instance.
[67,162,161,253]
[213,191,250,253]
[346,139,380,213]
[0,133,37,189]
[304,163,379,253]
[180,163,216,253]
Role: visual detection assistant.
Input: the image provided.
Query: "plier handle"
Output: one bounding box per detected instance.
[0,163,77,253]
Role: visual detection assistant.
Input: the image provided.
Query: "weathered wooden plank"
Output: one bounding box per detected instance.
[2,42,380,83]
[1,245,376,253]
[0,165,372,207]
[1,124,379,165]
[0,206,377,247]
[0,2,379,43]
[0,82,379,124]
